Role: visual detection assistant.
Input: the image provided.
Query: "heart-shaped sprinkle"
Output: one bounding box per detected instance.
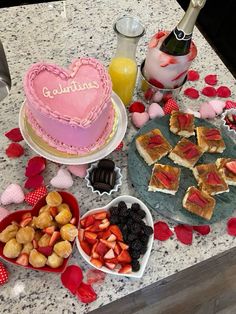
[25,156,46,177]
[163,98,179,115]
[208,100,225,115]
[199,102,216,119]
[128,101,145,113]
[1,184,24,205]
[25,186,48,205]
[184,87,199,99]
[148,103,165,119]
[67,165,88,178]
[225,100,236,110]
[204,74,217,86]
[193,225,210,235]
[131,112,149,128]
[201,86,217,97]
[5,143,24,158]
[174,224,193,245]
[227,218,236,236]
[216,86,231,98]
[24,175,44,190]
[154,221,173,241]
[5,128,23,142]
[0,207,9,222]
[50,168,73,189]
[187,70,199,81]
[61,265,83,295]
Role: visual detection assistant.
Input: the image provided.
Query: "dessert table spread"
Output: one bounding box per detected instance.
[0,0,236,313]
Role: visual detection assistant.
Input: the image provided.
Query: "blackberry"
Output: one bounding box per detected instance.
[142,225,153,236]
[129,249,141,259]
[122,230,128,242]
[121,224,128,233]
[131,203,140,212]
[127,233,137,243]
[119,216,127,224]
[137,209,146,219]
[131,239,143,251]
[131,223,142,234]
[130,212,142,223]
[118,201,127,210]
[109,215,120,225]
[131,259,140,272]
[140,234,149,245]
[127,219,134,229]
[119,207,129,217]
[109,206,119,216]
[140,246,147,255]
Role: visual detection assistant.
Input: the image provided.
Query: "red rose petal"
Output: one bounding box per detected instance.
[193,225,210,235]
[24,174,44,190]
[154,221,173,241]
[204,74,218,86]
[5,143,24,158]
[227,218,236,236]
[86,269,106,285]
[201,86,217,97]
[225,100,236,110]
[144,88,154,101]
[187,70,200,81]
[216,86,231,98]
[129,101,145,113]
[5,128,23,142]
[61,265,83,295]
[25,156,46,177]
[25,186,48,205]
[76,282,97,303]
[184,87,199,99]
[174,225,193,245]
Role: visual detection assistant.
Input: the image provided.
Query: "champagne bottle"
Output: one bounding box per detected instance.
[160,0,207,56]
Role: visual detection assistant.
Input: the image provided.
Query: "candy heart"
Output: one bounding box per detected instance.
[148,103,164,119]
[0,191,79,273]
[25,186,47,205]
[67,165,88,178]
[208,100,225,115]
[186,109,201,118]
[50,168,73,189]
[152,91,163,103]
[0,207,9,222]
[199,102,216,119]
[0,184,24,205]
[132,112,149,128]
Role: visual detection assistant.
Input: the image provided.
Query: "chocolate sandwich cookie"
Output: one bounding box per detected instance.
[93,182,112,192]
[97,159,115,171]
[108,170,116,188]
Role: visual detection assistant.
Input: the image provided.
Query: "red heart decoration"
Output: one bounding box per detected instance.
[25,186,48,205]
[0,191,80,273]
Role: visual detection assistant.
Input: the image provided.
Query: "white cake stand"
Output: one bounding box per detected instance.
[19,92,128,165]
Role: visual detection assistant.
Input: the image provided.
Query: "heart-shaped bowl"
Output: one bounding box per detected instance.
[0,191,80,273]
[76,195,154,278]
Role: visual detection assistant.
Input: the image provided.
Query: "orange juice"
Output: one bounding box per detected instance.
[108,57,137,106]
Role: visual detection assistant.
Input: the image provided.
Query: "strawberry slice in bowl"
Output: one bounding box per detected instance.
[76,195,154,278]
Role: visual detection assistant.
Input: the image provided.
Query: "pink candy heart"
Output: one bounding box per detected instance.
[152,91,163,103]
[67,164,89,178]
[199,102,216,119]
[0,207,9,221]
[50,168,73,189]
[132,112,149,128]
[208,100,225,115]
[186,109,201,118]
[0,183,25,205]
[148,103,164,119]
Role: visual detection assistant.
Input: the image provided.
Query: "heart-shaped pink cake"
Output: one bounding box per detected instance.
[24,58,115,154]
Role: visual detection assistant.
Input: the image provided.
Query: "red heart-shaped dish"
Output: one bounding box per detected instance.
[0,191,79,273]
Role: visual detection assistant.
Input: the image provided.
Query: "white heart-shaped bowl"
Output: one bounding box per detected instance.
[76,195,154,278]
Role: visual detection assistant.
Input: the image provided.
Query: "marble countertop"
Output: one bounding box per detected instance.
[0,0,236,313]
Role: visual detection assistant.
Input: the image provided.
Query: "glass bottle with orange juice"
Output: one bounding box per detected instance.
[108,16,145,106]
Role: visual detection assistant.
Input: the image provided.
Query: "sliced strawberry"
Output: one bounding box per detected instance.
[50,207,58,217]
[177,113,191,129]
[85,215,95,228]
[100,239,116,249]
[118,241,129,250]
[107,234,116,242]
[148,135,163,148]
[84,231,97,245]
[102,229,112,240]
[109,225,123,241]
[49,231,60,246]
[43,226,56,235]
[206,172,222,185]
[80,241,92,256]
[155,171,174,188]
[181,143,195,153]
[21,212,32,220]
[188,191,208,208]
[70,217,77,225]
[184,147,199,159]
[20,217,32,227]
[105,258,118,264]
[90,258,103,268]
[95,242,109,257]
[226,161,236,175]
[86,220,101,232]
[105,262,116,270]
[16,253,29,266]
[91,251,99,259]
[94,211,107,220]
[117,250,132,264]
[114,244,121,256]
[37,246,53,257]
[78,229,85,242]
[104,248,115,259]
[99,220,110,230]
[118,264,132,274]
[80,218,86,228]
[205,129,222,141]
[32,239,38,249]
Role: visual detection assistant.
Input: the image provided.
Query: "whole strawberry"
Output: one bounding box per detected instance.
[0,262,8,285]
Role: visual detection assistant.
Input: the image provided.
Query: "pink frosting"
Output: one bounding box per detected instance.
[24,58,115,154]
